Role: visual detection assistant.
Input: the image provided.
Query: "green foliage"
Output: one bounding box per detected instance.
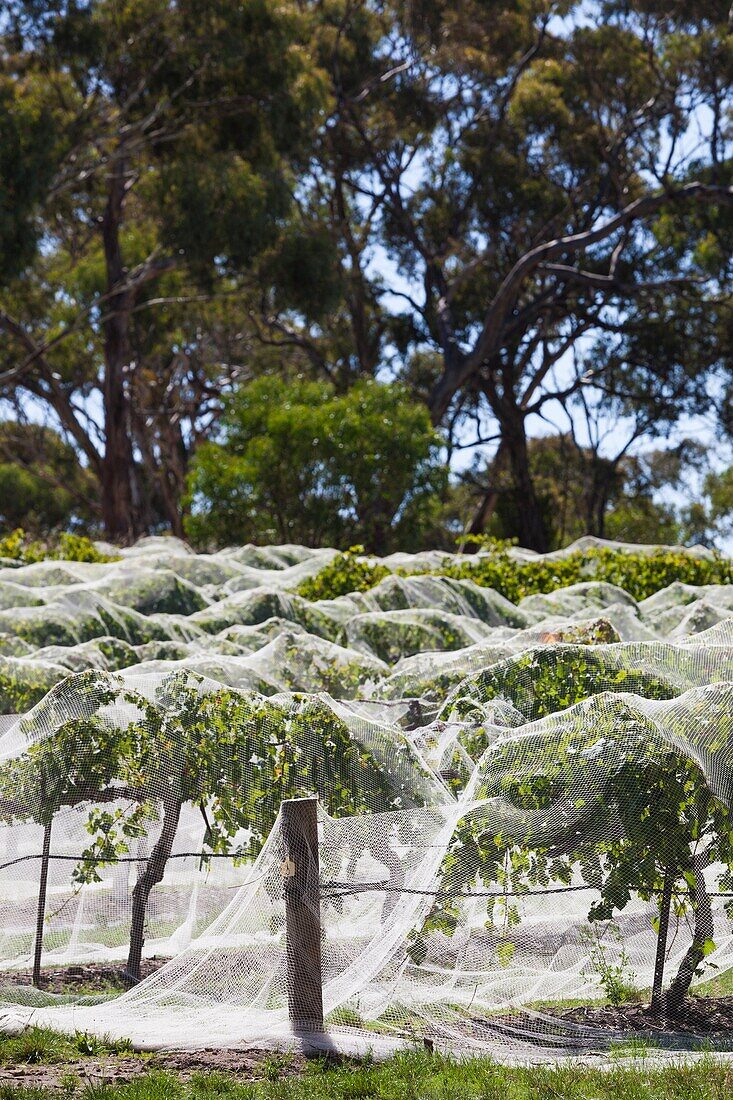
[440,646,676,759]
[75,806,150,886]
[580,923,640,1005]
[301,543,733,603]
[0,1046,731,1094]
[1,0,732,549]
[0,1025,132,1066]
[469,438,706,551]
[705,466,733,538]
[0,0,329,540]
[0,422,98,535]
[0,659,66,715]
[0,664,429,981]
[446,545,733,604]
[0,530,116,565]
[260,224,344,324]
[185,377,447,553]
[0,74,61,282]
[0,1026,68,1066]
[420,691,733,1005]
[263,0,733,555]
[297,548,390,601]
[348,611,476,664]
[0,667,419,868]
[0,600,166,650]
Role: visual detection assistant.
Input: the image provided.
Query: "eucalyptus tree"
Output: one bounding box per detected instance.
[0,0,328,540]
[0,68,60,282]
[279,0,733,550]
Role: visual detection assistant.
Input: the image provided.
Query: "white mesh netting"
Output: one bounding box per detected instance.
[0,536,731,1057]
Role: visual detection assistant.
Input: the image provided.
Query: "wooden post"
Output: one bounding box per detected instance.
[32,821,52,988]
[651,868,673,1016]
[281,797,324,1033]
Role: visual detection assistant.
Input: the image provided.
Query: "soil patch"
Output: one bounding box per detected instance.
[556,995,733,1039]
[478,995,733,1051]
[1,959,167,995]
[0,1047,313,1088]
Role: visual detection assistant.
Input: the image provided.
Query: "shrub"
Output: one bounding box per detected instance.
[442,544,733,603]
[298,542,733,603]
[184,376,447,553]
[297,547,390,601]
[0,528,117,564]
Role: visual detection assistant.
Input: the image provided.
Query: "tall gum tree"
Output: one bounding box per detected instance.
[0,0,328,541]
[278,0,733,551]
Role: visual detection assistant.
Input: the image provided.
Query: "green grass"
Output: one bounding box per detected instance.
[1,1049,733,1099]
[694,966,733,1000]
[0,1026,134,1065]
[188,1055,733,1099]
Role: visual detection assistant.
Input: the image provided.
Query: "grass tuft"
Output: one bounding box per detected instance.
[0,1026,136,1067]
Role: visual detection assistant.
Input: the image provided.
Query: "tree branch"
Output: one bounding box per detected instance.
[428,182,733,420]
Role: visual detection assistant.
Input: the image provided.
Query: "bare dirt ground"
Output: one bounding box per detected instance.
[0,1047,314,1087]
[1,959,166,994]
[477,995,733,1052]
[556,995,733,1039]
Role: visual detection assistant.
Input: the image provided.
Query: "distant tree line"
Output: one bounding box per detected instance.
[1,0,732,552]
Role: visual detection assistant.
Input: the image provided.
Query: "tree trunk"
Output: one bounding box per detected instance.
[650,868,673,1017]
[334,173,382,380]
[155,423,189,538]
[130,401,188,537]
[125,798,182,984]
[459,444,508,550]
[100,426,137,544]
[584,457,617,539]
[100,148,140,544]
[664,854,713,1016]
[502,418,548,552]
[160,474,186,538]
[463,487,500,544]
[32,821,52,988]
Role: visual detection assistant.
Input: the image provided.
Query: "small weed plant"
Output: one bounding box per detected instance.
[581,922,640,1005]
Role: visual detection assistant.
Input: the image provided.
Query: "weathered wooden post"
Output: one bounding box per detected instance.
[651,868,673,1016]
[32,820,52,988]
[281,797,324,1033]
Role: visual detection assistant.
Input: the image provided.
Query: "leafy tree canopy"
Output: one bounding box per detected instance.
[0,421,98,533]
[0,0,329,541]
[260,0,733,551]
[185,376,447,554]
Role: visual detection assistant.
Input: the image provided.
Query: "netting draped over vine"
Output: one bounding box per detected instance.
[0,536,731,1056]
